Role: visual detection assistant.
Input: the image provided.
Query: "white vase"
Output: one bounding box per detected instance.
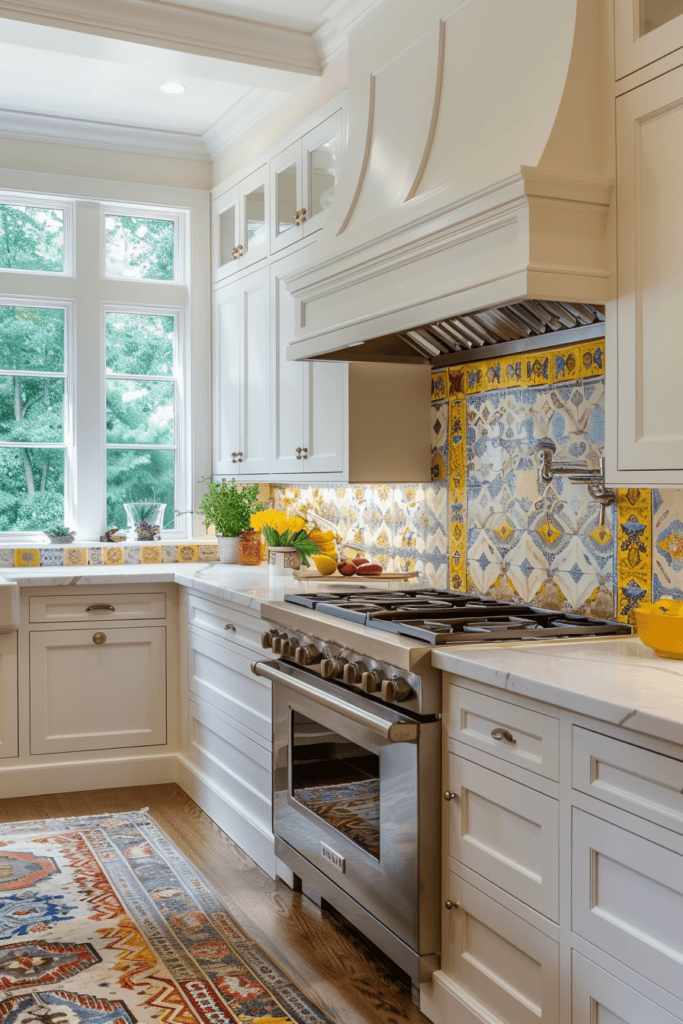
[268,546,301,575]
[217,536,240,564]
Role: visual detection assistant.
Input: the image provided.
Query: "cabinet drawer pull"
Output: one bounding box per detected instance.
[224,623,236,632]
[491,727,516,744]
[86,604,115,613]
[444,900,460,910]
[93,632,106,645]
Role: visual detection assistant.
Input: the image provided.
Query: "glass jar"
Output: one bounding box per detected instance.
[239,529,262,565]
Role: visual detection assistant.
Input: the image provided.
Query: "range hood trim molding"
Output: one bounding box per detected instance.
[286,166,613,363]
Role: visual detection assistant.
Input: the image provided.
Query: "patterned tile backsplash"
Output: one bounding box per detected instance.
[275,335,674,623]
[6,542,220,567]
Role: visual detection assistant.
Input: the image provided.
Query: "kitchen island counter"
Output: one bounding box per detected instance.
[434,636,683,746]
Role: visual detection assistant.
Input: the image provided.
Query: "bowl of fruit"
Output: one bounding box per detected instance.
[634,599,683,659]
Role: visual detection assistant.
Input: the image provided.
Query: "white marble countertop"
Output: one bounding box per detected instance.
[434,637,683,746]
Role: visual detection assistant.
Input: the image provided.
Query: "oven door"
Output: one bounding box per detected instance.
[256,658,439,954]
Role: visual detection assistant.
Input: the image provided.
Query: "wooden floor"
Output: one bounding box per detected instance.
[0,784,432,1024]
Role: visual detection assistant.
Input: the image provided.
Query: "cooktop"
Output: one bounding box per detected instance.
[284,589,631,645]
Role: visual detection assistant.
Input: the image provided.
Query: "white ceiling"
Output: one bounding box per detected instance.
[0,0,376,159]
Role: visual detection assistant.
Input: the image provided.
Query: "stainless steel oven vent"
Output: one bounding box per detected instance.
[398,301,605,366]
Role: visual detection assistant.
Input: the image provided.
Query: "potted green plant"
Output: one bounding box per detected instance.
[44,525,76,544]
[197,478,265,564]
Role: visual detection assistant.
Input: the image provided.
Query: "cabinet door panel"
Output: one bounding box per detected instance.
[30,626,166,753]
[572,808,683,1002]
[240,267,271,475]
[616,67,683,472]
[271,248,307,475]
[187,629,270,744]
[449,754,559,921]
[271,139,303,255]
[442,871,559,1024]
[572,952,681,1024]
[615,1,683,79]
[240,164,269,270]
[302,110,343,238]
[213,280,242,475]
[0,633,17,759]
[304,359,346,474]
[213,184,240,283]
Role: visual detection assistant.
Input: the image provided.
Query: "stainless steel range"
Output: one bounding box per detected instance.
[253,588,630,994]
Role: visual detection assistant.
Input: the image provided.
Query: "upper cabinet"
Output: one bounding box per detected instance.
[607,55,683,485]
[615,0,683,80]
[214,165,269,283]
[270,111,344,255]
[212,98,344,282]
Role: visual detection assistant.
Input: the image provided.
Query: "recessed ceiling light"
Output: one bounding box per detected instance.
[160,82,185,94]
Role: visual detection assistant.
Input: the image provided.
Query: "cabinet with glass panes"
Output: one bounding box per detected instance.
[211,95,344,283]
[615,0,683,79]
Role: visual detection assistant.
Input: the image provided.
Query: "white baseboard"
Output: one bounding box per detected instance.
[175,754,276,879]
[0,753,178,800]
[420,970,501,1024]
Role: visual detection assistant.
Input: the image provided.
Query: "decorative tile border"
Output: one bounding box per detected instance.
[616,488,652,622]
[0,541,220,567]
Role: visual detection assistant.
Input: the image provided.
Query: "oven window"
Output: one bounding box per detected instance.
[291,711,380,858]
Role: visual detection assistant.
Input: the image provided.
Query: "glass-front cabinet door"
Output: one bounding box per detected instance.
[213,164,269,281]
[271,139,302,254]
[302,110,343,238]
[615,0,683,79]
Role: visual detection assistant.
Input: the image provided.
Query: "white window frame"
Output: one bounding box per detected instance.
[0,176,210,543]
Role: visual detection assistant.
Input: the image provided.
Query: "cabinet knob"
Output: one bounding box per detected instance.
[444,900,460,911]
[93,632,106,645]
[491,727,516,744]
[231,244,243,259]
[444,791,458,801]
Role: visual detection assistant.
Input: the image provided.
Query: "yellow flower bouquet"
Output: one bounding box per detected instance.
[250,509,320,565]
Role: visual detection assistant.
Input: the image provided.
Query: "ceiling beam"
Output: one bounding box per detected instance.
[0,0,322,80]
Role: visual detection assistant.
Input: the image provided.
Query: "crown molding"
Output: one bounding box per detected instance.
[0,0,321,77]
[0,107,210,160]
[315,0,390,67]
[202,88,285,159]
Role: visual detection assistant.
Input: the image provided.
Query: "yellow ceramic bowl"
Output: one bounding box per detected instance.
[634,601,683,659]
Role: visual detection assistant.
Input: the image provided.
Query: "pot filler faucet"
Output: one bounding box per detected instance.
[530,438,616,527]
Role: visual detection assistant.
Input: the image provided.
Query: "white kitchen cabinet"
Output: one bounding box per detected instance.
[271,244,345,476]
[0,632,17,759]
[213,265,271,477]
[572,952,681,1024]
[29,625,167,754]
[178,593,275,878]
[608,64,683,484]
[448,754,559,921]
[213,164,269,283]
[614,0,683,80]
[270,109,343,255]
[439,871,559,1024]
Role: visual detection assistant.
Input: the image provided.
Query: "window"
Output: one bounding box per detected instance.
[0,192,195,541]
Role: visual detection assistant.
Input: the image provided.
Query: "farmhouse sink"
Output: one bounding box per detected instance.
[0,578,20,632]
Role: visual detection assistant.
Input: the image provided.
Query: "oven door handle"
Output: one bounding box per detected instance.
[252,661,418,744]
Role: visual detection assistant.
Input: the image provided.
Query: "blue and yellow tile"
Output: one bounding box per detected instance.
[552,344,582,383]
[448,367,465,398]
[431,371,447,403]
[616,488,651,622]
[197,543,220,562]
[525,353,550,386]
[14,549,39,567]
[465,363,486,395]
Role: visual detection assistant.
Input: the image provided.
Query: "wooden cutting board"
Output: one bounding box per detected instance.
[292,569,421,582]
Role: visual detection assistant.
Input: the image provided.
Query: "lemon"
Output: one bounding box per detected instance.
[311,554,338,575]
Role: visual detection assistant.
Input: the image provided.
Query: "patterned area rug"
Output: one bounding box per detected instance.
[293,781,379,859]
[0,811,335,1024]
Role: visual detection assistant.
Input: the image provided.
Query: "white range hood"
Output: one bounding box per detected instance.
[286,0,613,363]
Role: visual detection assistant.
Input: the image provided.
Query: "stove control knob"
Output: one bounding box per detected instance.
[343,661,367,686]
[361,670,384,694]
[320,657,345,679]
[271,636,283,654]
[295,644,321,667]
[279,637,295,657]
[381,677,412,703]
[261,630,280,650]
